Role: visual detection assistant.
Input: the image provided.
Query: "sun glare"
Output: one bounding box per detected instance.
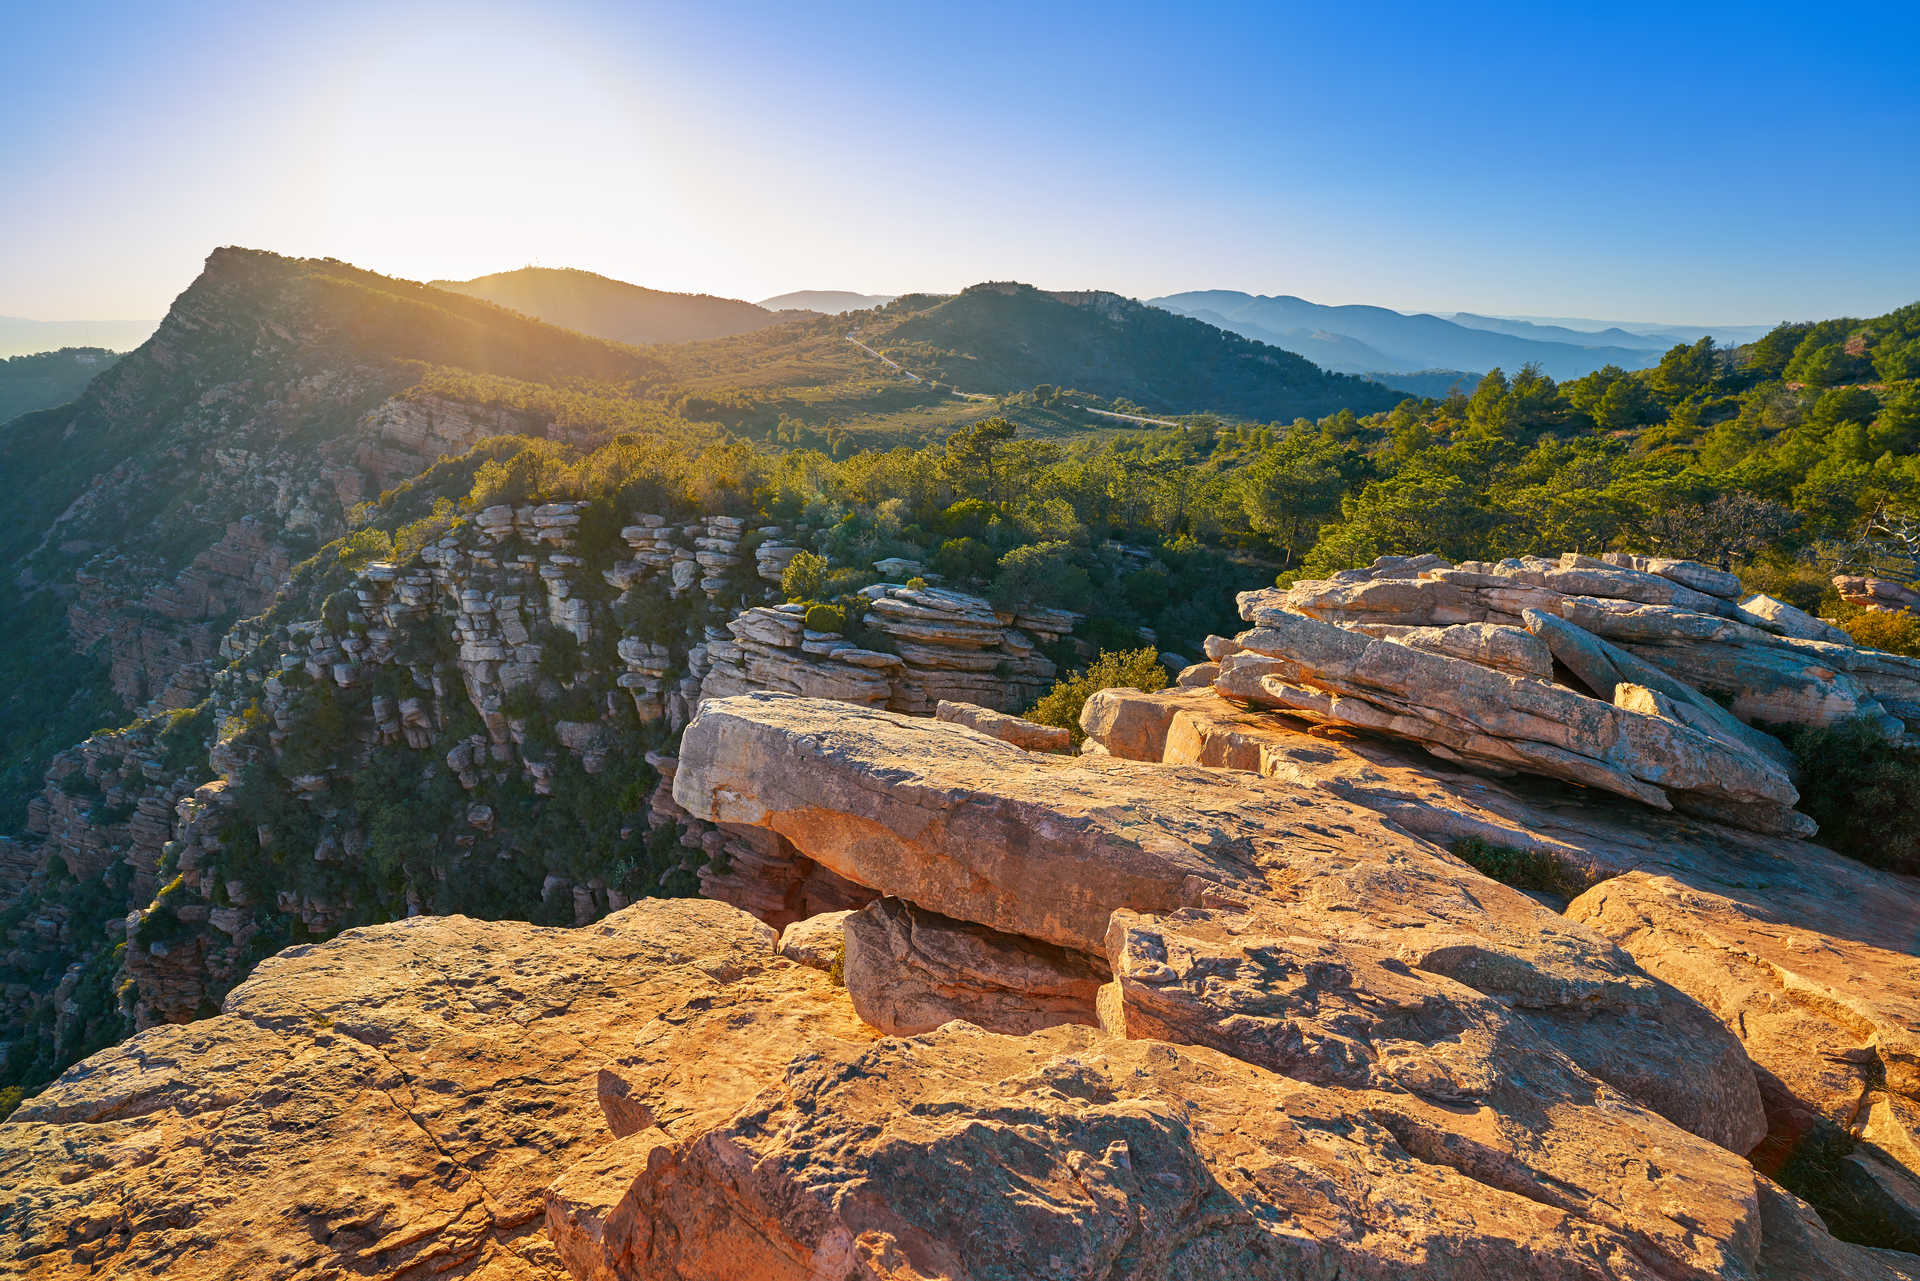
[289,15,727,290]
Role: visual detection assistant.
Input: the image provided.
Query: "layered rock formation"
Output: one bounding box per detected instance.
[1082,671,1920,1250]
[8,685,1920,1277]
[1222,551,1920,834]
[698,583,1075,715]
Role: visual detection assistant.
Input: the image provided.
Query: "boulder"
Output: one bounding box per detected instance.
[774,909,851,971]
[674,693,1765,1151]
[841,896,1105,1035]
[934,699,1071,752]
[1078,683,1192,759]
[1837,575,1920,615]
[1741,593,1854,644]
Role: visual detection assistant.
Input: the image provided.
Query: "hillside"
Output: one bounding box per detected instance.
[1155,289,1661,380]
[1456,312,1777,348]
[0,246,685,831]
[0,316,155,359]
[864,283,1402,420]
[0,347,118,421]
[758,289,895,313]
[433,266,790,345]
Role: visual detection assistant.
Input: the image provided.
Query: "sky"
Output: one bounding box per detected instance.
[3,0,1917,328]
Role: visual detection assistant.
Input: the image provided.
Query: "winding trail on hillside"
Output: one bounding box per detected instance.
[844,330,1179,427]
[845,332,920,382]
[1082,405,1179,428]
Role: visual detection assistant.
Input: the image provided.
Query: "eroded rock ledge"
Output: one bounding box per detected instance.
[7,689,1920,1279]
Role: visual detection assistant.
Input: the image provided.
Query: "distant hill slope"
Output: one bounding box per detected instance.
[1462,313,1778,349]
[432,266,788,345]
[864,283,1401,420]
[0,317,156,359]
[1364,369,1480,399]
[0,347,119,422]
[1447,313,1669,351]
[1153,290,1659,381]
[759,290,895,314]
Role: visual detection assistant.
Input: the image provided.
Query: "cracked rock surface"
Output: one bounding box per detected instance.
[0,899,780,1280]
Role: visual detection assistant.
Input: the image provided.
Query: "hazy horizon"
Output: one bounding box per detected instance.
[5,1,1917,327]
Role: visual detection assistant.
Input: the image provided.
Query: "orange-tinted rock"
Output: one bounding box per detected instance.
[840,895,1104,1035]
[571,1020,1908,1281]
[674,693,1765,1152]
[0,899,782,1281]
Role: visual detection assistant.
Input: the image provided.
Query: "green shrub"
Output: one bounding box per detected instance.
[991,540,1093,612]
[1788,718,1920,874]
[1838,608,1920,658]
[931,536,996,583]
[804,603,846,634]
[1024,647,1167,745]
[1448,837,1590,899]
[780,550,829,602]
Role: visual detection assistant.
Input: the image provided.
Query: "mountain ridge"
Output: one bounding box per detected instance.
[1152,289,1661,381]
[758,289,895,314]
[432,265,790,346]
[866,282,1403,419]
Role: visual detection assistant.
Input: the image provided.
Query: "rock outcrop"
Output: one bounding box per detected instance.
[698,583,1075,716]
[0,899,789,1279]
[1223,552,1920,833]
[1081,670,1920,1255]
[9,690,1920,1279]
[675,692,1765,1153]
[1838,574,1920,616]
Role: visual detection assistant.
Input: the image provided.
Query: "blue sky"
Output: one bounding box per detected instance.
[2,0,1916,325]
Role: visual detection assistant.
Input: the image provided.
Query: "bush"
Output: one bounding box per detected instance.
[1448,837,1590,899]
[1024,647,1167,745]
[1788,717,1920,874]
[804,603,846,634]
[1839,608,1920,658]
[781,550,829,602]
[931,536,996,583]
[990,540,1093,612]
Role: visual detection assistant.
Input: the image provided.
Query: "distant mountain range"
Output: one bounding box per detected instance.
[430,267,792,346]
[0,317,156,360]
[758,290,895,314]
[1151,291,1678,383]
[865,282,1401,420]
[1466,313,1778,348]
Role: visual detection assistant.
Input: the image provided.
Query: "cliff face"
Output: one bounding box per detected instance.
[0,451,1085,1094]
[0,248,702,1092]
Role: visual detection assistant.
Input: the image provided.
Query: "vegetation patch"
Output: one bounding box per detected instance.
[1448,836,1591,900]
[1787,718,1920,874]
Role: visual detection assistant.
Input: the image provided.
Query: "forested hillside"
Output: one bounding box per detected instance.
[0,347,118,422]
[872,283,1402,419]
